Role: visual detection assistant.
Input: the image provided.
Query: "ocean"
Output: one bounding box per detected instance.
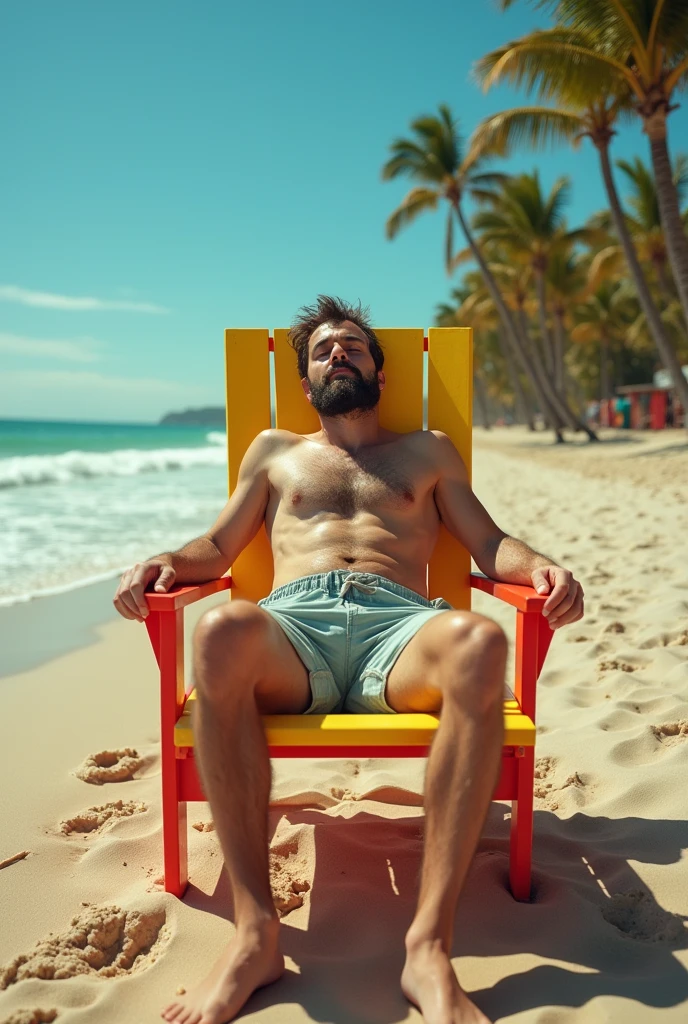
[0,419,229,604]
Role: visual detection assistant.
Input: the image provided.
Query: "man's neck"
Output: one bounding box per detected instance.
[313,408,384,453]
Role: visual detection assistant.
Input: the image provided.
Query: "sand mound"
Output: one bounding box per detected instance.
[1,1011,57,1024]
[0,905,167,990]
[59,799,147,836]
[601,890,687,943]
[73,749,143,785]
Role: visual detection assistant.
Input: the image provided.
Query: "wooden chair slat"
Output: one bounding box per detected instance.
[224,329,273,602]
[427,327,473,610]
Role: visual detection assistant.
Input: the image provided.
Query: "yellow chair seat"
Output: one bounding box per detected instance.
[173,691,535,748]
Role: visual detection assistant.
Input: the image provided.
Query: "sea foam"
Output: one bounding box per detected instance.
[0,443,227,489]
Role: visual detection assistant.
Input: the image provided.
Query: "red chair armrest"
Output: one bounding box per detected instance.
[145,576,232,611]
[470,573,547,613]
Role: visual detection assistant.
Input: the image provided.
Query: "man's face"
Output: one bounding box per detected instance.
[304,320,384,417]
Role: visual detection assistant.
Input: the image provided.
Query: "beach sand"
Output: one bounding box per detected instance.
[1,428,687,1024]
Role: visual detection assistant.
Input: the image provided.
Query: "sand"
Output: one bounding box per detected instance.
[1,427,687,1024]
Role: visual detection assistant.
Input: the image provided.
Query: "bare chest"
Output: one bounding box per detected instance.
[273,445,425,519]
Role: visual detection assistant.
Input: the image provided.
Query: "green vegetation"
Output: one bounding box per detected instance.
[383,0,688,438]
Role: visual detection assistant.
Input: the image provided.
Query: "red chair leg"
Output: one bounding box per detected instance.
[509,746,534,901]
[162,758,188,897]
[154,609,189,897]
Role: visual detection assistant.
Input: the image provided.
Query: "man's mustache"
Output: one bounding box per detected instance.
[326,364,362,382]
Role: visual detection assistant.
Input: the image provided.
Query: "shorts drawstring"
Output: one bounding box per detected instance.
[338,572,379,601]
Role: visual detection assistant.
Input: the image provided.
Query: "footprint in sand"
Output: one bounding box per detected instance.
[601,890,687,944]
[534,756,587,810]
[651,721,688,747]
[59,800,147,837]
[73,749,144,785]
[269,836,311,917]
[0,904,168,990]
[602,621,626,635]
[598,658,639,674]
[1,1011,58,1024]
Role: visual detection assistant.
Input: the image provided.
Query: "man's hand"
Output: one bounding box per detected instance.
[113,559,176,622]
[531,566,584,630]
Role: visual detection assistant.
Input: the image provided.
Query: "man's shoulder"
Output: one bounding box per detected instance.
[402,428,454,452]
[253,428,305,451]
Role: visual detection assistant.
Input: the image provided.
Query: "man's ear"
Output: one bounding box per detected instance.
[378,370,386,392]
[301,377,313,403]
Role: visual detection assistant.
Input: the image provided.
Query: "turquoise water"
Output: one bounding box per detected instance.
[0,418,216,458]
[0,419,228,602]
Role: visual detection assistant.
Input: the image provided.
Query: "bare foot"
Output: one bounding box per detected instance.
[161,921,284,1024]
[401,938,490,1024]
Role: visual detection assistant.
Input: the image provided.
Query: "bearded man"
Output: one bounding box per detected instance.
[115,295,584,1024]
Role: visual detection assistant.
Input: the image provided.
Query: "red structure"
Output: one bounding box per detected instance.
[615,383,684,429]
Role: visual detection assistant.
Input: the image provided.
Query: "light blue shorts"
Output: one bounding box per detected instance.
[257,570,452,714]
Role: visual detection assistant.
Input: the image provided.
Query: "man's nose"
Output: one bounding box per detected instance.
[329,342,348,362]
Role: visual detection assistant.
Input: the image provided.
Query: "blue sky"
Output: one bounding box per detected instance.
[3,0,687,423]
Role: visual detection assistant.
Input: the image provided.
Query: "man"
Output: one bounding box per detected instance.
[115,295,584,1024]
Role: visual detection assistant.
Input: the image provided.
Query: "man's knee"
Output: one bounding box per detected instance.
[437,612,508,709]
[193,600,270,696]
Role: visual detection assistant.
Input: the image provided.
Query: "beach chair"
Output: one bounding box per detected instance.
[144,327,553,901]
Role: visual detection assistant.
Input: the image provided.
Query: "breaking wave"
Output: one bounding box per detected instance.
[0,443,227,489]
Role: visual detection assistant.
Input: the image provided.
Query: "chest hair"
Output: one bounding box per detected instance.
[287,447,417,518]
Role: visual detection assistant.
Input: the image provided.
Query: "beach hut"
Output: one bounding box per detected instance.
[615,368,686,430]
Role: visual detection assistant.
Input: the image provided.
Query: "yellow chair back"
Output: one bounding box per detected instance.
[224,327,473,609]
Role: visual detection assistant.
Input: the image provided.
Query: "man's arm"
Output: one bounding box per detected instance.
[430,431,584,630]
[114,431,275,621]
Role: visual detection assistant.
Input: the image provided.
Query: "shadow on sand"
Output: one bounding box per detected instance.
[183,804,688,1022]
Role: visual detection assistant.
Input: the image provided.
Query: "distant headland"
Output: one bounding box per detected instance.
[159,406,225,427]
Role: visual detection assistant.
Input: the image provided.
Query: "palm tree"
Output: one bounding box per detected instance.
[382,105,590,441]
[471,171,591,398]
[571,280,638,403]
[547,246,589,397]
[616,154,688,307]
[469,97,688,421]
[489,1,688,329]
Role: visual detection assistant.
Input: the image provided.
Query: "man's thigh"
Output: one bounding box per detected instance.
[385,609,495,713]
[253,608,313,714]
[196,600,312,715]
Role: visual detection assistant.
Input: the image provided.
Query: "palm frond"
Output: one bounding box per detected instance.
[384,188,439,240]
[473,27,637,105]
[469,107,583,164]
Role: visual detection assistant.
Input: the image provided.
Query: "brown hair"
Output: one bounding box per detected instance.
[288,294,384,379]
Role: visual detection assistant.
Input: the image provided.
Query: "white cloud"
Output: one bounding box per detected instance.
[0,332,103,362]
[0,284,169,314]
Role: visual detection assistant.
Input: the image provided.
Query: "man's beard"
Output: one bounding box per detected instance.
[308,366,381,417]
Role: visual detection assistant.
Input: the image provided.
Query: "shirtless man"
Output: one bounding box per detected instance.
[114,295,584,1024]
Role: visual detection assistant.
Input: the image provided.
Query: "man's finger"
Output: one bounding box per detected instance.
[543,584,570,616]
[154,566,176,592]
[551,592,585,629]
[129,581,149,619]
[547,588,576,624]
[531,567,551,595]
[114,594,139,621]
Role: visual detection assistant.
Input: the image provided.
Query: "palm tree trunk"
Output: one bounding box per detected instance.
[474,372,491,429]
[600,335,610,404]
[453,202,567,441]
[520,296,593,437]
[596,139,688,424]
[498,326,536,429]
[646,124,688,336]
[553,309,567,397]
[535,271,556,378]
